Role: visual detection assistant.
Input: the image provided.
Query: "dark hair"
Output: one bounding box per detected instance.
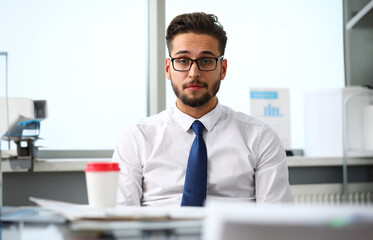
[166,12,227,56]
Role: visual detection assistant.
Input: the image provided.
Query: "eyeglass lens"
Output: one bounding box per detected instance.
[173,58,217,71]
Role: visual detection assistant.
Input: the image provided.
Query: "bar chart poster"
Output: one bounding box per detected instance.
[250,88,291,149]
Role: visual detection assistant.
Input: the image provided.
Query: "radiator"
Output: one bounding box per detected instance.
[290,183,373,205]
[293,192,373,205]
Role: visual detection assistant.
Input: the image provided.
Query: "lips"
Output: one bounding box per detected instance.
[183,80,208,90]
[186,84,204,90]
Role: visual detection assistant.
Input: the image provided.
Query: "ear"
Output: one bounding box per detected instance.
[165,58,171,80]
[220,59,227,80]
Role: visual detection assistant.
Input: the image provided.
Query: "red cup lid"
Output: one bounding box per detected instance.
[84,162,120,172]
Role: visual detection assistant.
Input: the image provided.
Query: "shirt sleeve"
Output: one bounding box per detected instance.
[254,124,293,203]
[112,127,143,206]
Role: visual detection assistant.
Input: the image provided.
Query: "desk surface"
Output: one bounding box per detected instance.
[3,204,373,240]
[1,206,203,240]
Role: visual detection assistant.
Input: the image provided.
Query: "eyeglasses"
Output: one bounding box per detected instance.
[169,55,224,72]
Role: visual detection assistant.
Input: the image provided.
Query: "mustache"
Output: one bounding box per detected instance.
[182,79,208,89]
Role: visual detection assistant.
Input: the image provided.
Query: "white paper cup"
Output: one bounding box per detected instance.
[363,105,373,150]
[84,162,120,208]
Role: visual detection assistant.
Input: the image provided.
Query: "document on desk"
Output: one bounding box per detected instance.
[29,197,206,222]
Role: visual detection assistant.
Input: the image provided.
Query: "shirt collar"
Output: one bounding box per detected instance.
[172,102,222,132]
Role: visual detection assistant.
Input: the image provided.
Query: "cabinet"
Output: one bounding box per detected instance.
[343,1,373,202]
[344,0,373,86]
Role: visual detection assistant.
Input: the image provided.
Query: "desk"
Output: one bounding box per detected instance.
[1,207,203,240]
[3,203,373,240]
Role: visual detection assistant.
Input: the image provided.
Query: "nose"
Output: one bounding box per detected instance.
[188,61,201,78]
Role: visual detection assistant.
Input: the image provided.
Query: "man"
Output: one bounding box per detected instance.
[112,12,293,207]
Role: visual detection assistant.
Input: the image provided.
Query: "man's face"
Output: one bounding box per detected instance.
[165,33,227,108]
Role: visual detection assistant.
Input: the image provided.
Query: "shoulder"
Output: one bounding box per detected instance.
[218,104,280,144]
[125,109,172,136]
[136,109,170,127]
[217,105,284,164]
[219,105,268,130]
[116,109,171,147]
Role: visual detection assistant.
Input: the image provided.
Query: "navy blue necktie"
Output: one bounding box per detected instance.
[181,120,207,206]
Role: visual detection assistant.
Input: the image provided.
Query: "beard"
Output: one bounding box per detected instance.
[171,77,221,108]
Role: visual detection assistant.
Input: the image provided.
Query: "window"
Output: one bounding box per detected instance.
[1,0,345,151]
[0,0,147,150]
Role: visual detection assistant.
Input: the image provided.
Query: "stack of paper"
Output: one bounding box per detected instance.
[30,197,206,221]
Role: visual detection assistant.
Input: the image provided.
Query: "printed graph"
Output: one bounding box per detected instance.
[264,104,283,117]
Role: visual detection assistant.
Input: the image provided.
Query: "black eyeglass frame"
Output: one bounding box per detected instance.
[169,55,224,72]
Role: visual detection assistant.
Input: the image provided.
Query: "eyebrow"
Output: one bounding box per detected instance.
[174,50,217,57]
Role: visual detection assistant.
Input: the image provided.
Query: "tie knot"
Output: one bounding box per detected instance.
[191,120,204,135]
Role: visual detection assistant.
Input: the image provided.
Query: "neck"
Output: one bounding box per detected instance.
[176,97,218,119]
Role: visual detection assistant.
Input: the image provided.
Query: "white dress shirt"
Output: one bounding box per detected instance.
[112,103,293,207]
